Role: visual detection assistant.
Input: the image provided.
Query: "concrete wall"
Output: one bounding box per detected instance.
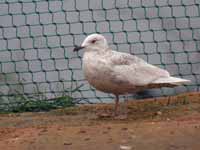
[0,0,199,103]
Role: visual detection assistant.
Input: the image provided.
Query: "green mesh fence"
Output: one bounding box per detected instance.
[0,0,200,110]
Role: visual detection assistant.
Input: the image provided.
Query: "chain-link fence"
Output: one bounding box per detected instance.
[0,0,199,110]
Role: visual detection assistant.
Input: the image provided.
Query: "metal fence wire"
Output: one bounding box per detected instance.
[0,0,199,110]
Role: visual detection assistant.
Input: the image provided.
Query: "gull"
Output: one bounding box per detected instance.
[74,34,190,116]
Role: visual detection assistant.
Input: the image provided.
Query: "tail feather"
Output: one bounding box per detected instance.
[153,76,191,85]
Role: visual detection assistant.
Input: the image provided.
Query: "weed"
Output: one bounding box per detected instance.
[0,83,84,113]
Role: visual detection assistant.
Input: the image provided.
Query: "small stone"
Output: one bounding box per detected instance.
[131,135,137,139]
[156,111,162,115]
[64,142,72,145]
[121,127,128,131]
[78,130,86,134]
[57,127,62,131]
[84,137,90,141]
[40,129,48,133]
[120,145,132,150]
[107,126,112,130]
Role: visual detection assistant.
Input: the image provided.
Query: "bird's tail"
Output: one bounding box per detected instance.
[152,76,191,85]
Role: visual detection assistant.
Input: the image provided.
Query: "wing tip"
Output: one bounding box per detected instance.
[153,77,191,85]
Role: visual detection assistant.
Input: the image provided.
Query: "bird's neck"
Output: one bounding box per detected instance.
[85,47,110,54]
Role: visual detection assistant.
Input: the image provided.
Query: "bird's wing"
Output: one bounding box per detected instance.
[108,51,170,86]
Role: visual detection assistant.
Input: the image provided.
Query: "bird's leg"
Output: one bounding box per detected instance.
[167,96,171,106]
[124,95,129,116]
[113,95,128,119]
[118,95,128,119]
[114,94,119,116]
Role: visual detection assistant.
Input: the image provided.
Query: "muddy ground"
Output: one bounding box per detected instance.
[0,92,200,150]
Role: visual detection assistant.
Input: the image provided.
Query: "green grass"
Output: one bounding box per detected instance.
[0,84,84,113]
[13,96,74,113]
[0,95,75,113]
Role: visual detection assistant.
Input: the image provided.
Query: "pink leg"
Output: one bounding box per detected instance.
[114,95,119,116]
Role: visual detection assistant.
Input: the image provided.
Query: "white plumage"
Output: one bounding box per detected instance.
[74,33,190,116]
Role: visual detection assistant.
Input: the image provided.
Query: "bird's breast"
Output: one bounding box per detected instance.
[82,53,114,91]
[83,53,107,80]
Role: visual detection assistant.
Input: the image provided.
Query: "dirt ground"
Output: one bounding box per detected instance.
[0,92,200,150]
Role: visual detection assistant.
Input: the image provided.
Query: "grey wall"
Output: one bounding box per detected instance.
[0,0,199,103]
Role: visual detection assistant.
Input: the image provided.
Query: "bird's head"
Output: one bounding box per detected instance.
[73,34,109,52]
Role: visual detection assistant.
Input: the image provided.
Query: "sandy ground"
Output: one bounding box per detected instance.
[0,92,200,150]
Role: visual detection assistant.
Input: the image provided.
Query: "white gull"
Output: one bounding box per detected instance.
[74,34,190,116]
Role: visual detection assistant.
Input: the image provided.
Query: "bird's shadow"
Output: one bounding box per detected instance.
[134,90,155,99]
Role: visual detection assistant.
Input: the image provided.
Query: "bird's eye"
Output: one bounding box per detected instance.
[91,39,97,44]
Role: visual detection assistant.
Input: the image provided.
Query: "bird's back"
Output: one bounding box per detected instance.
[82,49,189,95]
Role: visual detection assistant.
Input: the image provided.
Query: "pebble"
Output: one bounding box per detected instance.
[78,130,86,134]
[64,142,72,145]
[107,126,112,130]
[120,145,132,150]
[84,137,90,141]
[131,135,137,139]
[156,111,162,115]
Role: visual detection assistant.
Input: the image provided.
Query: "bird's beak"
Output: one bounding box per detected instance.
[73,46,85,52]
